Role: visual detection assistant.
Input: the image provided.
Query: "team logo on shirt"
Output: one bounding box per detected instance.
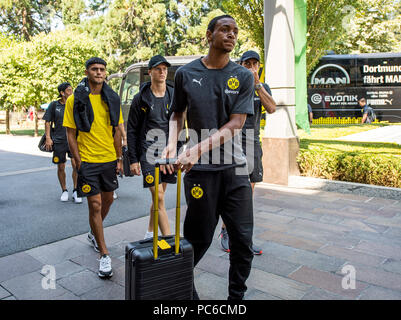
[145,174,154,184]
[227,77,240,90]
[82,184,91,193]
[53,156,59,163]
[225,77,240,95]
[191,185,204,199]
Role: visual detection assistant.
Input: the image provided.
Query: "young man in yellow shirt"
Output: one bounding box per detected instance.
[63,57,123,278]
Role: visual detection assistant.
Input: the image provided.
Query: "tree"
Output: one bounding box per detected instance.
[0,0,56,40]
[83,0,226,74]
[222,0,265,58]
[0,29,101,136]
[0,34,22,134]
[176,8,258,58]
[333,0,401,54]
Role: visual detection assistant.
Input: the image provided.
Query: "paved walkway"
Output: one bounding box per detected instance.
[1,180,401,300]
[338,125,401,145]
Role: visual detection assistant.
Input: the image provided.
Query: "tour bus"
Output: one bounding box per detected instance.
[107,55,268,130]
[308,52,401,123]
[108,55,202,128]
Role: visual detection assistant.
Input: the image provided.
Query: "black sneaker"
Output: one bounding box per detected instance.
[219,228,230,253]
[252,245,263,255]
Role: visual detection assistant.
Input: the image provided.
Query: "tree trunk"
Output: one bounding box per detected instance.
[22,7,30,41]
[5,109,10,135]
[34,109,38,137]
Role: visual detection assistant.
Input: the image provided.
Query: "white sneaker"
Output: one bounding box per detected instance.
[60,190,68,202]
[98,254,113,278]
[72,190,82,204]
[87,232,100,253]
[113,191,118,200]
[144,231,154,240]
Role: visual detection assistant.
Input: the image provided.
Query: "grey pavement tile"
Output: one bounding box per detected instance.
[289,218,353,234]
[196,254,229,278]
[247,268,311,300]
[340,206,381,217]
[194,272,228,300]
[376,208,400,218]
[69,253,124,274]
[319,215,344,225]
[81,282,125,300]
[109,264,125,287]
[346,229,401,248]
[289,266,368,299]
[339,219,386,234]
[381,258,401,275]
[278,208,323,222]
[0,285,11,299]
[257,229,325,252]
[2,295,16,300]
[383,226,401,237]
[311,207,367,220]
[354,240,401,260]
[1,271,69,300]
[253,203,284,214]
[365,215,401,229]
[254,211,296,224]
[39,260,86,280]
[0,252,43,283]
[26,238,94,265]
[364,197,399,207]
[335,264,401,292]
[108,241,130,260]
[57,269,111,296]
[332,199,385,211]
[259,241,346,272]
[317,245,386,267]
[301,288,350,300]
[50,292,80,300]
[358,285,401,300]
[246,288,282,300]
[250,255,301,277]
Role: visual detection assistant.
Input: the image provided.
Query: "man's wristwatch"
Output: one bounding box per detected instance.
[255,83,263,90]
[117,156,123,161]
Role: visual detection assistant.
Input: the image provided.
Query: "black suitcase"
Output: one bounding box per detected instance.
[125,160,194,300]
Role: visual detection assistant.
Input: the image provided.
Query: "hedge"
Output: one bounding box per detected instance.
[297,150,401,188]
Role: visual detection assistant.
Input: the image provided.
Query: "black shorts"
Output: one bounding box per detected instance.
[77,161,118,197]
[140,160,177,188]
[52,143,72,164]
[244,143,263,183]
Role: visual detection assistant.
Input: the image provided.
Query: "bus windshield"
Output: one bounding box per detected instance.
[122,71,140,105]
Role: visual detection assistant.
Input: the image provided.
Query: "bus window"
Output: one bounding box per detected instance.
[122,71,140,105]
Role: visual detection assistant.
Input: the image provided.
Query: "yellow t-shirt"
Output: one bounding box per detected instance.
[63,94,124,163]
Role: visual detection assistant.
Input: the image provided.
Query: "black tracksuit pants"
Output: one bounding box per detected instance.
[183,167,254,300]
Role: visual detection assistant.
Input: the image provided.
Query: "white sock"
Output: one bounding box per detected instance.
[144,231,154,240]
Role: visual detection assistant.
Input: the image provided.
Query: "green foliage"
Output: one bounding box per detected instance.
[298,150,401,188]
[60,0,86,25]
[0,29,100,112]
[0,0,55,40]
[298,124,401,188]
[84,0,240,74]
[333,0,401,54]
[20,29,101,108]
[306,0,361,75]
[222,0,264,58]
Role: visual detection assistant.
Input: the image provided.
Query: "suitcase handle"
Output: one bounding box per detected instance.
[153,158,181,260]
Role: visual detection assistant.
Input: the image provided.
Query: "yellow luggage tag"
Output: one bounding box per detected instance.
[158,239,171,250]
